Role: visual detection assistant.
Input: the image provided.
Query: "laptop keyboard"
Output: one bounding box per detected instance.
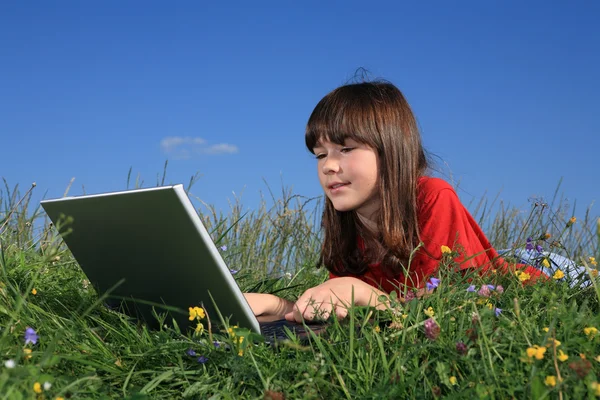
[260,319,327,341]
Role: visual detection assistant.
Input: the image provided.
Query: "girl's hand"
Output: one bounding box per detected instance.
[284,277,388,323]
[243,293,294,319]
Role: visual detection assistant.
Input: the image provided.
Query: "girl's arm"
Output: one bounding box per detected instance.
[416,178,548,282]
[243,293,295,319]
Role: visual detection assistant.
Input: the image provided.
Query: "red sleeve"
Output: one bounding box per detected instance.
[413,178,547,283]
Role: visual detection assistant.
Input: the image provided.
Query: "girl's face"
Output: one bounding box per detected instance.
[313,138,380,222]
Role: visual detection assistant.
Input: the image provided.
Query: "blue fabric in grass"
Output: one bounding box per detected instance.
[498,248,591,288]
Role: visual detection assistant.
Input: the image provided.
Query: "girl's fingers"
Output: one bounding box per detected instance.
[285,299,349,322]
[297,299,320,321]
[288,298,313,322]
[334,304,349,319]
[286,289,352,323]
[300,299,347,321]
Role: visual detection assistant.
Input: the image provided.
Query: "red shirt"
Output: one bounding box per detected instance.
[330,177,545,293]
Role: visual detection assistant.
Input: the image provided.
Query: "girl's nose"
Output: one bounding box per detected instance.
[322,157,340,174]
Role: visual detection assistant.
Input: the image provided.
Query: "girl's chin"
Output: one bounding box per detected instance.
[330,202,355,212]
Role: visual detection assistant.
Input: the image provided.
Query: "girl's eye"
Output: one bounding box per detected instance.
[315,154,326,160]
[341,147,354,153]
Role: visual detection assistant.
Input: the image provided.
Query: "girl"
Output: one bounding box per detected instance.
[244,81,546,323]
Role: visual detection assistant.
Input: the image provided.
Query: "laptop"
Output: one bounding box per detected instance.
[40,185,326,342]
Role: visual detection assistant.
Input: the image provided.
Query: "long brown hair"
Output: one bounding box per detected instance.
[305,81,429,277]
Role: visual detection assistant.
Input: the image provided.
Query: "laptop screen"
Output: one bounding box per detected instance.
[41,185,260,333]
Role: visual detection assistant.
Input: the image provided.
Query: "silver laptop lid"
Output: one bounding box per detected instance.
[40,185,260,333]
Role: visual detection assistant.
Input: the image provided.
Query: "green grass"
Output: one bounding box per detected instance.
[1,177,599,399]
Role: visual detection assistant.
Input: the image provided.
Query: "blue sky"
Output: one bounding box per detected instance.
[1,1,599,224]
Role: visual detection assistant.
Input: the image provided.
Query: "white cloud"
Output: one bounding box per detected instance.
[160,136,238,159]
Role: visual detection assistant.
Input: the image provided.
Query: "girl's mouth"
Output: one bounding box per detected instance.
[329,182,349,192]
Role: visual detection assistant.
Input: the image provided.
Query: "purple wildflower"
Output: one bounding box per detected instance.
[213,341,221,348]
[535,244,543,253]
[229,269,239,275]
[495,285,504,294]
[424,318,440,340]
[466,285,476,292]
[186,348,196,357]
[526,237,534,251]
[220,245,227,251]
[494,308,502,317]
[456,341,468,355]
[478,285,491,297]
[197,355,208,364]
[24,327,38,345]
[426,277,441,291]
[486,284,495,290]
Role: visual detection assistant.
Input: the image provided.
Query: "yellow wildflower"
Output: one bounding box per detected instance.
[449,376,457,385]
[424,307,435,317]
[31,288,37,295]
[56,398,65,400]
[558,350,569,362]
[441,245,452,254]
[23,348,32,359]
[188,306,205,321]
[541,258,550,268]
[595,355,600,362]
[486,301,493,310]
[589,257,597,266]
[33,382,42,394]
[516,270,531,282]
[194,322,204,334]
[584,327,598,338]
[374,326,381,333]
[542,327,549,332]
[526,345,546,360]
[544,376,556,387]
[546,338,561,348]
[401,314,408,319]
[227,325,239,337]
[552,269,564,279]
[580,353,587,359]
[238,349,244,356]
[567,216,576,226]
[544,233,551,239]
[592,382,600,397]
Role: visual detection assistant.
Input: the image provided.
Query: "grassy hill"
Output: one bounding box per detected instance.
[1,180,599,399]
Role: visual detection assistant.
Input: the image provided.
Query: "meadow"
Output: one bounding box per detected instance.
[0,177,599,399]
